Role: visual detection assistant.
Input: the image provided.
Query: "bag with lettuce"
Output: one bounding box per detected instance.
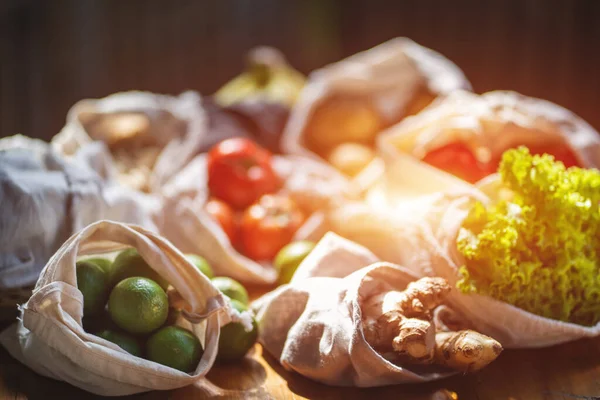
[335,145,600,348]
[418,147,600,347]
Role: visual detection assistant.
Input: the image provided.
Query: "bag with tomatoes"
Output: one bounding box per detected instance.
[377,90,600,186]
[157,138,354,285]
[281,38,471,180]
[0,220,249,396]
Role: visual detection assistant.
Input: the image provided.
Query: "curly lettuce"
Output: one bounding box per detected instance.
[457,147,600,325]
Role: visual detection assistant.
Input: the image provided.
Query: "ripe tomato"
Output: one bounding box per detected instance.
[205,198,237,243]
[422,142,492,183]
[207,138,280,209]
[239,194,304,261]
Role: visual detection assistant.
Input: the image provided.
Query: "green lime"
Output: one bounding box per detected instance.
[146,326,203,372]
[217,299,258,362]
[211,277,249,305]
[76,260,110,316]
[185,254,214,279]
[108,277,169,334]
[81,257,113,275]
[110,248,169,290]
[274,241,315,285]
[96,329,143,357]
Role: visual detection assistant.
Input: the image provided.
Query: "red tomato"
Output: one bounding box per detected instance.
[239,194,304,261]
[422,143,492,183]
[207,138,280,209]
[205,198,237,243]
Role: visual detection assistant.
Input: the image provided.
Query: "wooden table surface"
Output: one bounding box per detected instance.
[1,287,600,400]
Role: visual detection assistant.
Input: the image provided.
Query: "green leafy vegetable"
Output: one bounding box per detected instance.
[457,147,600,325]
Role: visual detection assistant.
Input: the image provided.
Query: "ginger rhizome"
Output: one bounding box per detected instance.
[361,276,502,372]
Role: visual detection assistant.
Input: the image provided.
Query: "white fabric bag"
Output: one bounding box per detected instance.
[253,232,455,387]
[0,135,105,289]
[0,220,249,396]
[52,90,208,192]
[319,155,600,348]
[414,192,600,348]
[281,37,471,163]
[377,90,600,177]
[158,153,354,284]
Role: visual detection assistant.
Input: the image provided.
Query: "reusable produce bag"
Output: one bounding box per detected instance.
[52,90,209,192]
[378,90,600,179]
[0,220,248,396]
[253,232,455,387]
[281,37,471,163]
[0,135,105,289]
[414,191,600,348]
[158,153,353,284]
[320,157,600,348]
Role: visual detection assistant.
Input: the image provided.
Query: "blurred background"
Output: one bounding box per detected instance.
[1,0,599,141]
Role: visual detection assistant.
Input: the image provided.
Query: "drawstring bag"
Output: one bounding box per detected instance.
[377,90,600,181]
[253,232,457,387]
[0,220,249,396]
[318,142,600,348]
[158,153,354,284]
[52,91,208,193]
[281,38,471,174]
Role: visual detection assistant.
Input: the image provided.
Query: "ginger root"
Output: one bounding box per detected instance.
[361,277,503,372]
[362,277,450,360]
[434,330,503,372]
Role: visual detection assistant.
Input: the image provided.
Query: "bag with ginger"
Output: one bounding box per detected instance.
[0,220,249,396]
[157,153,354,285]
[253,232,502,387]
[281,37,470,178]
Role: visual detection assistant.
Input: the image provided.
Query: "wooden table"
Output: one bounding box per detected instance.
[1,314,600,400]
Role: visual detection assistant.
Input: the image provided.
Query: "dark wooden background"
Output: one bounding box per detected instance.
[1,0,600,141]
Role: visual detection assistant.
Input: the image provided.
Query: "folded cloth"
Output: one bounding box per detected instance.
[0,135,105,289]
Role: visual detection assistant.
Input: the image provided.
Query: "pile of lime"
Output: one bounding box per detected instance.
[77,249,260,370]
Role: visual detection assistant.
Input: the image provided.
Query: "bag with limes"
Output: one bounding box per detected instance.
[0,220,250,396]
